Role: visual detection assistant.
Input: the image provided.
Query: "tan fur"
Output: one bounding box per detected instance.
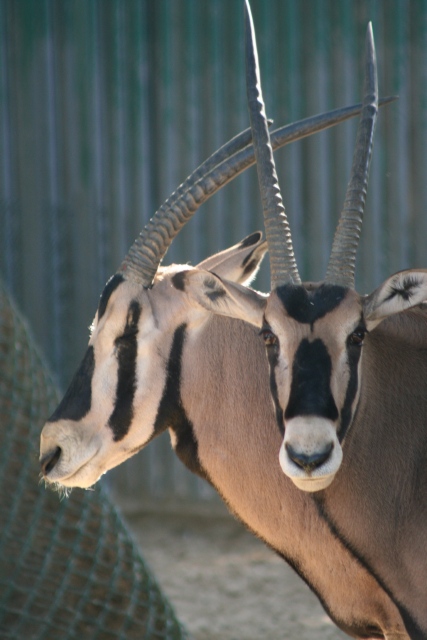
[181,315,406,639]
[319,308,427,634]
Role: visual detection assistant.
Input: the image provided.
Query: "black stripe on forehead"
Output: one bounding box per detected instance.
[48,346,95,422]
[108,300,141,442]
[276,284,347,325]
[285,339,338,421]
[98,274,125,321]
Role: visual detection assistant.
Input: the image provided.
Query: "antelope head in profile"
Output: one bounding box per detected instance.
[183,2,427,493]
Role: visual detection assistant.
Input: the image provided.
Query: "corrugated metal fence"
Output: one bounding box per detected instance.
[1,0,426,506]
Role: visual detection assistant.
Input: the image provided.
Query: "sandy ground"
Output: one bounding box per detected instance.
[123,507,349,640]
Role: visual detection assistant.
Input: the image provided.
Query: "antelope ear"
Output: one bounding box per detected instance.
[196,231,267,285]
[184,270,267,327]
[364,269,427,329]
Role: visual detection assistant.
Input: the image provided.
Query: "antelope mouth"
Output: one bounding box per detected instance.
[40,446,102,488]
[278,416,343,492]
[40,422,102,489]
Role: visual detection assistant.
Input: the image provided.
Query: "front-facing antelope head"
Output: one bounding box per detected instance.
[40,231,267,489]
[185,3,427,493]
[186,266,427,492]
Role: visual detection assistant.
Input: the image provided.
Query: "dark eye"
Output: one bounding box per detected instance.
[348,327,366,347]
[259,326,278,348]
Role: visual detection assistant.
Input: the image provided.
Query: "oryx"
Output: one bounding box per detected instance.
[177,3,427,637]
[38,11,405,640]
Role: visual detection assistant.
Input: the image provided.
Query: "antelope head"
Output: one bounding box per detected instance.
[184,1,427,492]
[40,226,267,489]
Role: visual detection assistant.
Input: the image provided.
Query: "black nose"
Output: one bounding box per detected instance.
[41,447,62,476]
[285,442,333,473]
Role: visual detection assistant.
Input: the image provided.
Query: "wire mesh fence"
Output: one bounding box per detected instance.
[0,277,188,639]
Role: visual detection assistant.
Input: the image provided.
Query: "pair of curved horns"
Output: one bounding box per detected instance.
[119,3,380,289]
[245,0,379,289]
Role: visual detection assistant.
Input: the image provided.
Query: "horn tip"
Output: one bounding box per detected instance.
[365,22,375,54]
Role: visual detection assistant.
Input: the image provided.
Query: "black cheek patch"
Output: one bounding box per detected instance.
[108,300,141,442]
[285,339,339,421]
[153,324,207,479]
[48,346,95,422]
[98,274,125,321]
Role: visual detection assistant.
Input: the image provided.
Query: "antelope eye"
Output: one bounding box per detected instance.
[259,327,278,348]
[348,328,366,346]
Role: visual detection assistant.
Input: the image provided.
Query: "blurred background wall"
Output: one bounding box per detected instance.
[0,0,425,508]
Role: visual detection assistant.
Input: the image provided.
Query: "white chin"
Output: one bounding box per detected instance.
[45,465,102,489]
[289,474,335,492]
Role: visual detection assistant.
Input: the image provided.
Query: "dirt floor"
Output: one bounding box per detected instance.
[123,506,349,640]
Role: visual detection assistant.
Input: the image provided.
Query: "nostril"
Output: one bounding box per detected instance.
[41,446,62,476]
[286,442,333,473]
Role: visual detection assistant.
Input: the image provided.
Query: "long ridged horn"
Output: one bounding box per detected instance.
[118,124,264,285]
[244,0,300,287]
[120,28,388,286]
[325,23,378,288]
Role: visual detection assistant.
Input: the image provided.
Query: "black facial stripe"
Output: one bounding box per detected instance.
[171,271,187,291]
[276,284,347,326]
[285,339,339,421]
[266,348,285,435]
[108,300,141,442]
[98,274,124,321]
[384,276,421,303]
[337,342,362,442]
[153,324,207,479]
[48,346,95,422]
[239,231,261,250]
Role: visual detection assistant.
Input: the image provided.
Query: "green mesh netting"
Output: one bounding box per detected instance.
[0,280,189,640]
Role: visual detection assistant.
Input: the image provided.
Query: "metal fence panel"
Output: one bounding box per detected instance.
[1,0,426,505]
